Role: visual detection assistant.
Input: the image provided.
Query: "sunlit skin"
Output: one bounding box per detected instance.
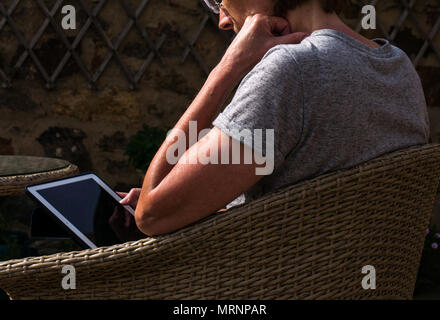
[121,0,380,236]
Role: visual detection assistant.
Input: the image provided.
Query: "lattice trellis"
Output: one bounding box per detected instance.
[0,0,439,90]
[0,0,233,90]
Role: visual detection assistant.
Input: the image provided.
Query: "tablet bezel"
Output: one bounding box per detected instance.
[25,172,135,249]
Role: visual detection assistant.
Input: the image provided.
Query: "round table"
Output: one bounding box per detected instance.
[0,156,79,196]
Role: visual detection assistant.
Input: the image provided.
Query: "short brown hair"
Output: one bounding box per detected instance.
[273,0,347,17]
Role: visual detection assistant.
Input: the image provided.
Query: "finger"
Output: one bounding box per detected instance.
[118,191,130,204]
[131,188,142,207]
[274,32,310,45]
[244,15,254,26]
[267,16,291,36]
[120,189,139,206]
[120,192,133,204]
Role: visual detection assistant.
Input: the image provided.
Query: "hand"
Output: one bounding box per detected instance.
[220,14,310,78]
[118,188,142,208]
[109,205,146,241]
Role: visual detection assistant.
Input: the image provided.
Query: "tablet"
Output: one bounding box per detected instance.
[26,173,144,249]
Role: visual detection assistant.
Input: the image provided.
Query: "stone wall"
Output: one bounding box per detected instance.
[0,0,232,190]
[0,0,439,197]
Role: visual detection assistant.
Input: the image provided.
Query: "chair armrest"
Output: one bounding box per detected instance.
[0,237,169,299]
[0,208,241,299]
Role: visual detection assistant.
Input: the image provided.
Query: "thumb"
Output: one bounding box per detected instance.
[119,196,129,204]
[274,32,310,45]
[120,191,134,204]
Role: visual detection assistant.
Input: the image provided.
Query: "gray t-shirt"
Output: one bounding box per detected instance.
[212,28,430,209]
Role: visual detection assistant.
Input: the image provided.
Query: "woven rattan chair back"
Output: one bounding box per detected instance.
[1,143,440,299]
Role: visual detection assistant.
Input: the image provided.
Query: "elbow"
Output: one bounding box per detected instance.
[135,211,160,237]
[135,189,189,236]
[134,193,166,237]
[135,206,162,237]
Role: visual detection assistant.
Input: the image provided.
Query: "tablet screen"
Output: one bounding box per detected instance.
[28,174,145,248]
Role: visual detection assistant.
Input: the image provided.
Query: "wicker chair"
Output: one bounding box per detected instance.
[1,143,440,300]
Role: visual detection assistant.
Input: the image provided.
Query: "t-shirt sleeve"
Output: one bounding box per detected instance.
[212,45,304,173]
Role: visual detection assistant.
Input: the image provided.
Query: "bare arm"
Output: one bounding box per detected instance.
[140,15,308,195]
[140,62,242,195]
[132,15,309,236]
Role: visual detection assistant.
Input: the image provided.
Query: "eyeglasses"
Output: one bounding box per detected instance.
[203,0,236,27]
[203,0,223,15]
